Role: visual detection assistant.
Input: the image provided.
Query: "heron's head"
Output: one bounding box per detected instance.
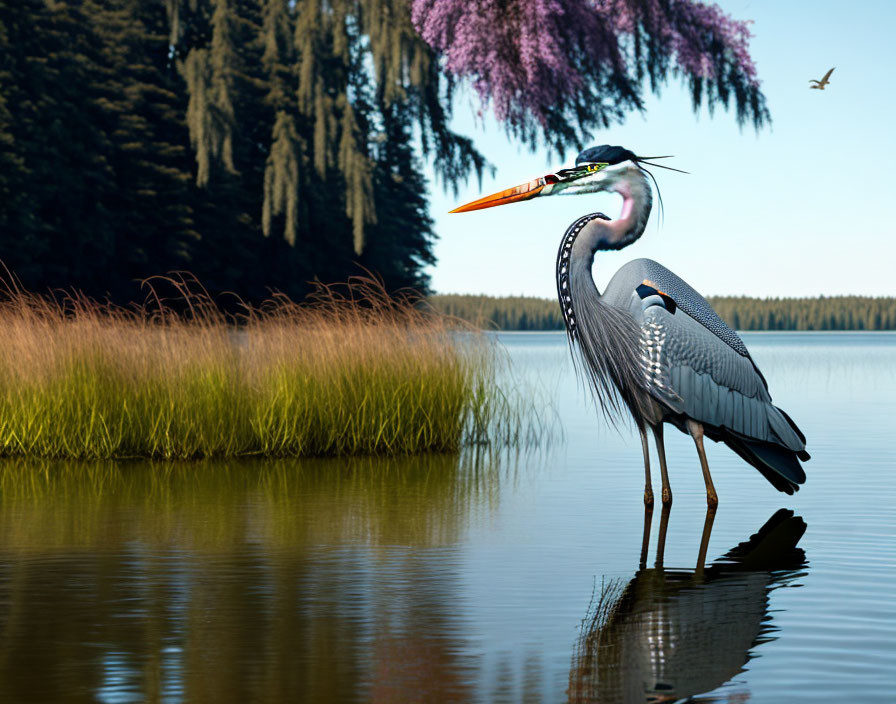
[450,145,682,213]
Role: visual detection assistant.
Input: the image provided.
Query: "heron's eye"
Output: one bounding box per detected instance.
[543,174,559,184]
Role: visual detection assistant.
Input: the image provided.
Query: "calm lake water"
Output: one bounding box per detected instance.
[1,332,894,702]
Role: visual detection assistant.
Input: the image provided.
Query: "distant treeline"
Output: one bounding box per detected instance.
[430,294,896,331]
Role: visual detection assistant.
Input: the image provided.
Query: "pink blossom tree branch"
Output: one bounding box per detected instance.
[411,0,767,151]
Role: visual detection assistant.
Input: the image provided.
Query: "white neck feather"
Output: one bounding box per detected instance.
[604,166,652,247]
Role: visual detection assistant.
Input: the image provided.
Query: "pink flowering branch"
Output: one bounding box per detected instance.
[410,0,766,149]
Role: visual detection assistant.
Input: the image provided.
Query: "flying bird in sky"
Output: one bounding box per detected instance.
[810,67,835,90]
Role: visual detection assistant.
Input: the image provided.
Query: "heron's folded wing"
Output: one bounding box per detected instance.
[631,258,769,389]
[637,304,804,451]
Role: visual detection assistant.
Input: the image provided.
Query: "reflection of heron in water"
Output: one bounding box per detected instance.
[570,508,807,703]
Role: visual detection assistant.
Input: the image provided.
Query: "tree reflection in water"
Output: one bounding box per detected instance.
[0,453,503,703]
[570,507,808,704]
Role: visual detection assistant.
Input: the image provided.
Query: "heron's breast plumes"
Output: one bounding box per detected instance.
[556,215,650,424]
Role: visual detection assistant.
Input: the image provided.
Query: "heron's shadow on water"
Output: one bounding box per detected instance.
[569,507,808,703]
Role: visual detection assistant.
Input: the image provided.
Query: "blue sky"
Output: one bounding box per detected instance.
[424,0,896,298]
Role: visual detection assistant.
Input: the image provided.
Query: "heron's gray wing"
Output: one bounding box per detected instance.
[822,67,835,82]
[634,301,804,452]
[633,259,749,356]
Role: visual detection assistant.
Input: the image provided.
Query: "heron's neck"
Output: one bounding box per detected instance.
[604,170,652,248]
[568,169,652,290]
[556,213,609,335]
[556,213,648,422]
[557,168,652,331]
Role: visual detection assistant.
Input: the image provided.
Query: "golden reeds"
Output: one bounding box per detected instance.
[0,276,520,459]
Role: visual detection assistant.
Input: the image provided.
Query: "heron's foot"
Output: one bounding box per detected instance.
[661,488,673,505]
[644,490,654,508]
[706,490,718,508]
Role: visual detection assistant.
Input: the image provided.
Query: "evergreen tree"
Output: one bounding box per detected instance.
[0,1,32,271]
[1,0,122,293]
[360,104,435,292]
[430,294,896,332]
[93,0,197,292]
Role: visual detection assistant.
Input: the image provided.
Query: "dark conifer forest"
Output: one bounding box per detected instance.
[0,0,487,302]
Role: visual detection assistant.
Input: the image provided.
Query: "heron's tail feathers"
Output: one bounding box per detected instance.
[774,406,811,460]
[724,435,807,495]
[718,400,808,495]
[766,404,811,460]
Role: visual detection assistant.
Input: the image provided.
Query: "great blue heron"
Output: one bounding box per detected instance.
[810,67,835,90]
[451,145,809,506]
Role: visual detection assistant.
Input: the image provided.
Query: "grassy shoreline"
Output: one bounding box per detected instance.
[0,280,521,460]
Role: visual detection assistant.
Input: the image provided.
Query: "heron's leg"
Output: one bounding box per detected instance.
[652,424,672,505]
[639,501,653,569]
[655,504,671,568]
[687,419,719,508]
[639,425,654,508]
[696,504,717,573]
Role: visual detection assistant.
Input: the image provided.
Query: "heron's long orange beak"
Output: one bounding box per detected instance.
[449,177,548,213]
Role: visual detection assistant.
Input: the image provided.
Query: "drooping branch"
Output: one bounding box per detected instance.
[411,0,768,151]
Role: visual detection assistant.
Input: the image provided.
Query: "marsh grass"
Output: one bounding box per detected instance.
[0,276,531,459]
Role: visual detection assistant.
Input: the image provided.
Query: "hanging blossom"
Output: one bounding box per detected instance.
[640,0,758,83]
[410,0,763,141]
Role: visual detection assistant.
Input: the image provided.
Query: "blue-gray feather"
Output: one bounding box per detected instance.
[576,145,638,166]
[605,258,752,360]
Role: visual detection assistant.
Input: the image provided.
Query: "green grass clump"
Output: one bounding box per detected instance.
[0,278,517,459]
